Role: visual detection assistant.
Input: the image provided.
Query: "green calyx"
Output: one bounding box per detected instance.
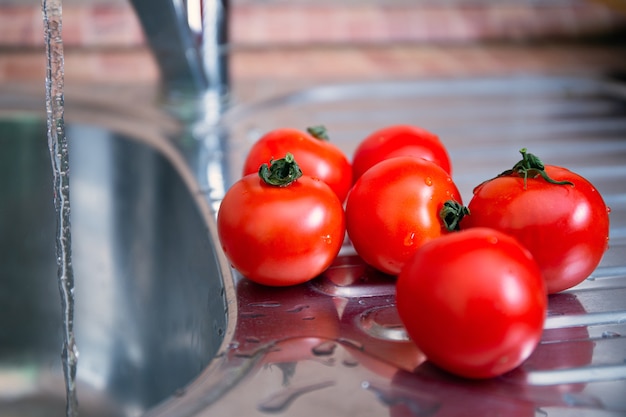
[258,153,303,187]
[500,148,573,189]
[306,125,330,141]
[440,200,470,232]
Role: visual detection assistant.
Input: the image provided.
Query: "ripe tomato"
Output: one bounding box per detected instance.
[218,154,345,286]
[242,126,352,202]
[396,228,547,379]
[351,124,452,182]
[463,148,610,294]
[345,156,463,276]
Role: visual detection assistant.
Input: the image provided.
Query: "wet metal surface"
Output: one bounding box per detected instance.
[2,74,626,416]
[167,75,626,417]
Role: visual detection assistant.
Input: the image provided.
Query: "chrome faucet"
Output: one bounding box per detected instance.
[129,0,229,93]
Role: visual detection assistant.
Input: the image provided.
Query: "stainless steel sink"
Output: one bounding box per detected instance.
[155,75,626,417]
[2,74,626,417]
[0,88,233,417]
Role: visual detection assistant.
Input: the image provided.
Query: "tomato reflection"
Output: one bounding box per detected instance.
[230,278,341,367]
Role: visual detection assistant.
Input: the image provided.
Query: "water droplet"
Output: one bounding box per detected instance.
[312,341,337,356]
[249,301,281,308]
[488,235,499,244]
[286,304,310,313]
[424,177,433,186]
[302,316,316,321]
[322,234,333,244]
[337,337,365,351]
[602,330,621,338]
[245,336,261,343]
[342,357,359,367]
[403,232,416,247]
[607,206,612,214]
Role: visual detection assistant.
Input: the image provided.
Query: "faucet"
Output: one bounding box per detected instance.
[129,0,229,94]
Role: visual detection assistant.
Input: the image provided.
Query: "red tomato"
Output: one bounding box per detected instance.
[463,149,610,294]
[345,156,463,276]
[351,124,452,181]
[218,154,346,286]
[242,126,352,202]
[396,228,547,379]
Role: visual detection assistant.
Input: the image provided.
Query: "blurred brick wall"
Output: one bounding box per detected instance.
[0,1,624,84]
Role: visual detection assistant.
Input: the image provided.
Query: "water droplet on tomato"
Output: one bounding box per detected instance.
[424,177,433,186]
[404,232,416,247]
[488,235,499,244]
[322,234,333,244]
[607,206,612,214]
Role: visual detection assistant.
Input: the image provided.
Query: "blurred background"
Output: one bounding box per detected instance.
[0,0,625,103]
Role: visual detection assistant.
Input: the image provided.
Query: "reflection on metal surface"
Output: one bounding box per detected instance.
[257,380,335,413]
[183,75,626,416]
[3,73,626,416]
[0,98,233,416]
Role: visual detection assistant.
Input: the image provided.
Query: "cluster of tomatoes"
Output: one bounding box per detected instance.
[216,124,610,379]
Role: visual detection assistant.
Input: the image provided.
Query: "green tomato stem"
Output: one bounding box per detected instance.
[500,148,574,189]
[440,200,470,232]
[258,153,303,187]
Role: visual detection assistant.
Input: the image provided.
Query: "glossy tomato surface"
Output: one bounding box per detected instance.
[351,124,452,181]
[217,173,345,286]
[396,228,547,379]
[242,127,352,202]
[345,156,462,276]
[464,165,610,294]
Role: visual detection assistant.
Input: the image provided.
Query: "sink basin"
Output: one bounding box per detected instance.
[2,74,626,417]
[0,88,233,417]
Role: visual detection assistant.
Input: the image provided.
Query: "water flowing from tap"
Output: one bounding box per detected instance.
[42,0,79,416]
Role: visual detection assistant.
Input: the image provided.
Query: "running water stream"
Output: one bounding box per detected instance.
[42,0,79,416]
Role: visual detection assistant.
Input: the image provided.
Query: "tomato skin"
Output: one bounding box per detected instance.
[396,228,547,379]
[217,174,345,286]
[242,128,353,202]
[463,165,610,294]
[345,156,462,276]
[352,124,452,181]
